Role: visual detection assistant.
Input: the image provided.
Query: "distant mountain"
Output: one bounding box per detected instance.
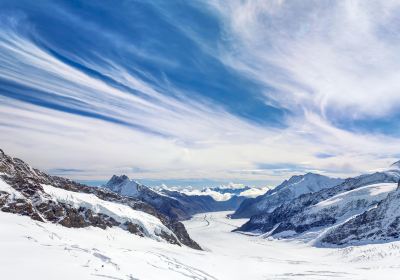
[231,173,344,218]
[103,175,193,221]
[0,149,201,250]
[235,169,400,246]
[103,175,266,220]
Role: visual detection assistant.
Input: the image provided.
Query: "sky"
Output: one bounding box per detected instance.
[1,0,400,187]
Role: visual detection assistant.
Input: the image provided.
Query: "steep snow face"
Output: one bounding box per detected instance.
[104,175,141,197]
[237,171,400,237]
[288,183,397,241]
[42,184,176,243]
[310,183,396,213]
[322,185,400,245]
[232,173,344,218]
[271,173,344,198]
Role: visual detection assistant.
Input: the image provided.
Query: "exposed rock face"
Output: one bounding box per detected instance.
[232,173,344,219]
[0,149,201,250]
[236,171,400,238]
[322,186,400,245]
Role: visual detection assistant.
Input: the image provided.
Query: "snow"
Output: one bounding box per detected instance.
[169,186,268,201]
[312,183,397,211]
[105,178,140,197]
[41,184,175,242]
[251,173,344,214]
[0,177,23,199]
[1,210,400,279]
[273,173,344,197]
[179,188,234,201]
[238,186,269,198]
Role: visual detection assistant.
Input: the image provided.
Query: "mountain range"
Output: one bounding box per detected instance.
[3,146,400,250]
[102,175,265,221]
[0,149,201,250]
[235,167,400,246]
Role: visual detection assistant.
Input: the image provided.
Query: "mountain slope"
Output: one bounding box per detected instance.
[0,149,200,249]
[103,175,261,220]
[103,175,193,221]
[236,171,400,238]
[322,183,400,245]
[232,173,344,218]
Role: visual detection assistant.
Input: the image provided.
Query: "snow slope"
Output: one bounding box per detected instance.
[1,210,399,279]
[232,173,344,218]
[103,175,141,197]
[0,149,200,249]
[237,171,400,236]
[42,184,176,242]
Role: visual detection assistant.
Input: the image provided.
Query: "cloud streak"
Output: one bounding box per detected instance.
[1,1,400,187]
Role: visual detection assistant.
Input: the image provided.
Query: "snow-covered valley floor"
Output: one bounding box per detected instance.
[1,211,400,279]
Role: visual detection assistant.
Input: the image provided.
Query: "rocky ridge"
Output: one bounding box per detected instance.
[0,149,201,250]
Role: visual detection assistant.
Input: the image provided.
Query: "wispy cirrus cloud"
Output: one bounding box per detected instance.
[1,1,400,187]
[207,1,400,119]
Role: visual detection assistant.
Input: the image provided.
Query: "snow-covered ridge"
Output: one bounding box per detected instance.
[173,187,268,201]
[310,183,396,214]
[159,185,269,201]
[0,149,201,249]
[42,184,176,243]
[103,174,267,220]
[237,168,400,246]
[232,173,344,218]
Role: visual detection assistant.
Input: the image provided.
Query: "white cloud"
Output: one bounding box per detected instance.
[208,0,400,118]
[2,6,400,187]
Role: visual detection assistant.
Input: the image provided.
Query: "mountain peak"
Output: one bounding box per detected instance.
[105,174,130,187]
[390,160,400,170]
[103,174,142,197]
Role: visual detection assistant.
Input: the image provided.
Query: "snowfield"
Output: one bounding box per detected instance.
[1,210,400,279]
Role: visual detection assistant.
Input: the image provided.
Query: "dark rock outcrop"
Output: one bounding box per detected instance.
[0,149,201,250]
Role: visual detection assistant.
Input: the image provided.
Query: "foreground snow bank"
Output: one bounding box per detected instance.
[1,211,400,280]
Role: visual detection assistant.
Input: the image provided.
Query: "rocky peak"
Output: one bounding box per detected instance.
[106,174,130,187]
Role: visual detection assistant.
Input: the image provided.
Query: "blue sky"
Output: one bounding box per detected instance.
[1,0,400,187]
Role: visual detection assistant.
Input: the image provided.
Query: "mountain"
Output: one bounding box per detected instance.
[160,188,248,213]
[0,149,201,250]
[322,182,400,245]
[231,173,344,218]
[235,170,400,245]
[102,175,192,221]
[103,175,266,220]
